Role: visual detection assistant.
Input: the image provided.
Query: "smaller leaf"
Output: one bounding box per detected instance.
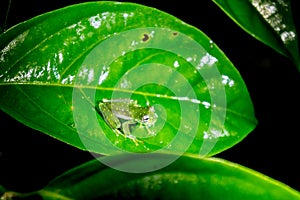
[0,185,7,194]
[212,0,300,70]
[3,154,298,200]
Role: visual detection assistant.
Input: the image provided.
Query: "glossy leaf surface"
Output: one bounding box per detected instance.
[2,154,300,199]
[212,0,300,70]
[0,1,257,156]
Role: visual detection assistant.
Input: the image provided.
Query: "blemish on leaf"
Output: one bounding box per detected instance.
[142,33,149,42]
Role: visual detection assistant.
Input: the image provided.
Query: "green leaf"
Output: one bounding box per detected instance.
[0,1,257,156]
[3,154,299,199]
[212,0,300,70]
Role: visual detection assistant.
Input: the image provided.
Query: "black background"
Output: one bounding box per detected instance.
[1,0,300,194]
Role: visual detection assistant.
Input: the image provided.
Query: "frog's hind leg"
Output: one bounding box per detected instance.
[98,102,123,138]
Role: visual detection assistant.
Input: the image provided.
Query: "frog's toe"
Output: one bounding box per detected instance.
[133,138,144,146]
[125,134,144,146]
[113,129,125,138]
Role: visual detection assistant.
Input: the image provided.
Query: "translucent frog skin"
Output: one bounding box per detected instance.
[98,98,158,143]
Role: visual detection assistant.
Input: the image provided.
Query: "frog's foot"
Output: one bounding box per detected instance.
[145,126,156,136]
[114,129,124,137]
[112,129,142,146]
[125,134,143,146]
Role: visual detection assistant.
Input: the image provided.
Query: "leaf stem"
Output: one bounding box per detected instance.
[3,0,11,32]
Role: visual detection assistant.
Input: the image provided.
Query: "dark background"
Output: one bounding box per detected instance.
[1,0,300,194]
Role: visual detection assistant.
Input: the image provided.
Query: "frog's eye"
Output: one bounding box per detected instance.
[142,115,150,123]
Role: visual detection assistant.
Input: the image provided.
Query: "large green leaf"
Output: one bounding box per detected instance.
[0,1,257,156]
[212,0,300,70]
[1,154,299,199]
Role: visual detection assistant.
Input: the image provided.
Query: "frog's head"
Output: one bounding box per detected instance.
[141,106,158,126]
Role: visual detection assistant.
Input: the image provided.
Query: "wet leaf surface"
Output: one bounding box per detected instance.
[0,2,256,156]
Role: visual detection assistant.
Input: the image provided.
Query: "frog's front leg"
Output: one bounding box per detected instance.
[122,120,142,146]
[144,125,156,135]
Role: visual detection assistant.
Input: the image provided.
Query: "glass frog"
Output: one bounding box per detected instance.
[98,98,158,145]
